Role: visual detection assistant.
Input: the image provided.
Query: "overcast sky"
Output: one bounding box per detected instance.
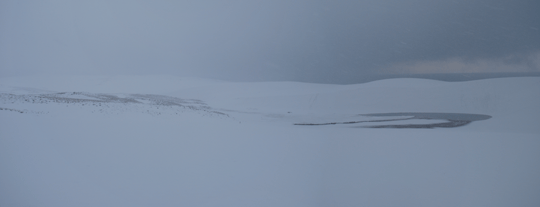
[1,0,539,83]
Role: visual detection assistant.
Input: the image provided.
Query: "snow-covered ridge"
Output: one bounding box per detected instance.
[0,91,228,117]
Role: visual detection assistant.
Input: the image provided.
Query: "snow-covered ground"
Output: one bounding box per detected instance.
[1,75,539,206]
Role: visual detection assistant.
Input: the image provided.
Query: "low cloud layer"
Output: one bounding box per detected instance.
[1,0,539,83]
[385,52,540,74]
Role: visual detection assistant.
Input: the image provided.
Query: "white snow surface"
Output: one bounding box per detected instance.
[1,75,539,207]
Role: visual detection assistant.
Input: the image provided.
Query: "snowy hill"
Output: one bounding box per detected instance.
[1,76,539,207]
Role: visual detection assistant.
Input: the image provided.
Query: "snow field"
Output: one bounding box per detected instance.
[1,76,539,206]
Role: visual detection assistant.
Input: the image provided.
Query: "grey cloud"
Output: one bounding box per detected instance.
[1,0,539,83]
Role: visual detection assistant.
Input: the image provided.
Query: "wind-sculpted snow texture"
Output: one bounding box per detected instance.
[0,92,228,117]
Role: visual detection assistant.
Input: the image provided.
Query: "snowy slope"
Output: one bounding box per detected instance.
[1,76,539,207]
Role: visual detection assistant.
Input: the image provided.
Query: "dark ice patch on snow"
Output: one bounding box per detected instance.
[360,113,491,128]
[295,112,491,129]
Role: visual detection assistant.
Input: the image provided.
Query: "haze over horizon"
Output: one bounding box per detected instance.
[1,0,539,83]
[2,2,540,206]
